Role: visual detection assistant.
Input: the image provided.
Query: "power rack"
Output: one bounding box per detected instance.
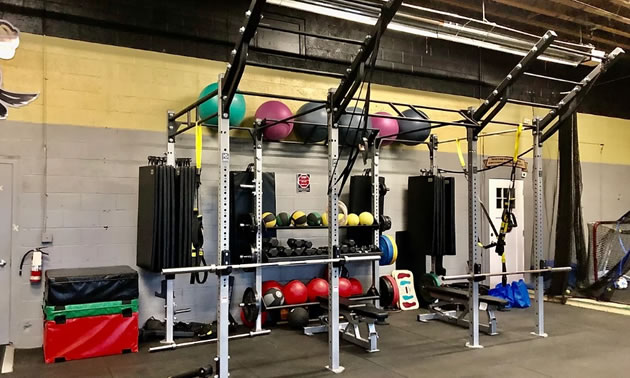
[155,0,624,375]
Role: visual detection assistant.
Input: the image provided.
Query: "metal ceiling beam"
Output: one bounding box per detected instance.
[432,0,630,49]
[490,0,630,41]
[539,47,625,142]
[547,0,630,26]
[331,0,403,123]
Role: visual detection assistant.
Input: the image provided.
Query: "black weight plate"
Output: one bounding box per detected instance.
[379,276,394,307]
[241,287,259,325]
[418,273,440,306]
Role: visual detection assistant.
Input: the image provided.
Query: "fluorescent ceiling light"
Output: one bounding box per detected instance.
[267,0,598,66]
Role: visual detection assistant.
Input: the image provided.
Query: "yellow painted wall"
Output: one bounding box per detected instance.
[3,33,630,165]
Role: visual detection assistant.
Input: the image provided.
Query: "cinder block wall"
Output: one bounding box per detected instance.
[2,34,630,348]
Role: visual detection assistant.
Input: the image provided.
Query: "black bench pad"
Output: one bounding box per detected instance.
[426,286,508,307]
[318,296,389,321]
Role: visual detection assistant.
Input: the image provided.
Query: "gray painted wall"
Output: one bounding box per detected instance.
[2,121,629,348]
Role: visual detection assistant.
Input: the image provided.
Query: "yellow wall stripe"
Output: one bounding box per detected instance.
[2,33,630,165]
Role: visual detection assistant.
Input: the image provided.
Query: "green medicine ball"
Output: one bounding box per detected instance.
[291,211,307,227]
[276,212,290,227]
[307,212,322,226]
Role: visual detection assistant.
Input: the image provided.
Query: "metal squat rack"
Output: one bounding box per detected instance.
[155,0,624,375]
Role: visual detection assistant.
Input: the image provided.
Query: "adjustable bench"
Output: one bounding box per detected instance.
[304,295,387,352]
[417,286,508,335]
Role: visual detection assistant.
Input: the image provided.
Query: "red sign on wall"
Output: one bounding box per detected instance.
[296,173,310,193]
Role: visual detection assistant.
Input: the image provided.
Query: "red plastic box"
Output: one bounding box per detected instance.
[44,312,138,363]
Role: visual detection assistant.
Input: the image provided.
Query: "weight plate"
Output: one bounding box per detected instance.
[418,273,441,306]
[384,234,398,264]
[379,235,393,266]
[384,275,399,308]
[379,276,394,306]
[241,287,259,326]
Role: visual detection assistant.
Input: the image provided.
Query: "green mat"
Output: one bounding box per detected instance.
[44,299,138,322]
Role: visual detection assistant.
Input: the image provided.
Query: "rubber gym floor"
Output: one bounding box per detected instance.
[6,303,629,377]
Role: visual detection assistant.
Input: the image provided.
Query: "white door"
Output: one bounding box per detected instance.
[487,179,524,287]
[0,163,12,344]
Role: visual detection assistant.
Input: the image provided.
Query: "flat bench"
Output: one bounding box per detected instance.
[418,286,507,336]
[304,295,387,352]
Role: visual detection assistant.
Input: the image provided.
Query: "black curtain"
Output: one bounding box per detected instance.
[549,113,588,295]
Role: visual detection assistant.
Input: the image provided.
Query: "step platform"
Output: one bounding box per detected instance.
[44,312,138,363]
[44,299,139,323]
[45,265,138,306]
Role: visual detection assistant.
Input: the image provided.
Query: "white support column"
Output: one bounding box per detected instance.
[163,110,176,345]
[216,74,231,378]
[327,89,344,374]
[467,127,482,349]
[254,131,264,332]
[371,142,380,307]
[531,119,548,338]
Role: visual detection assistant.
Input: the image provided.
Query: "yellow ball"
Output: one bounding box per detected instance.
[358,212,374,226]
[321,212,347,226]
[346,213,360,226]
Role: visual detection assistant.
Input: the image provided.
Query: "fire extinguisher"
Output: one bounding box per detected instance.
[19,247,49,284]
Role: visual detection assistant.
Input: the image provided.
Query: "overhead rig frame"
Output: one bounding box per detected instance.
[159,0,625,375]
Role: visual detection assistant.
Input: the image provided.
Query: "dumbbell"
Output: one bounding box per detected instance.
[278,246,292,257]
[263,237,279,249]
[340,245,350,254]
[303,240,313,249]
[305,248,317,256]
[287,238,305,249]
[266,247,279,258]
[293,247,305,257]
[345,239,356,248]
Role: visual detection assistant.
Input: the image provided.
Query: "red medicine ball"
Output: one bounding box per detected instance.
[339,278,352,297]
[307,278,329,302]
[282,280,308,304]
[348,278,363,296]
[262,280,283,294]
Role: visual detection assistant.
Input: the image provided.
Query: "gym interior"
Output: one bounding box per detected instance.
[1,1,630,377]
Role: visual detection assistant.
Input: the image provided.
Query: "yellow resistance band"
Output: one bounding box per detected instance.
[195,122,203,170]
[513,123,523,163]
[456,139,466,169]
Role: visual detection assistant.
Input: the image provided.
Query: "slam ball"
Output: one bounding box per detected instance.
[256,101,294,141]
[349,278,363,296]
[198,82,246,126]
[287,307,309,329]
[263,287,285,307]
[339,278,353,297]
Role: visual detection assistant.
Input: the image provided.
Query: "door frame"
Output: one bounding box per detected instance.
[0,158,19,345]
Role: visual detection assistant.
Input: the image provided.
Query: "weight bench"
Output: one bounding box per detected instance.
[417,286,507,335]
[304,295,387,352]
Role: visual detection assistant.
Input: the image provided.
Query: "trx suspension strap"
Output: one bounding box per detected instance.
[495,123,522,286]
[191,123,208,284]
[456,139,499,249]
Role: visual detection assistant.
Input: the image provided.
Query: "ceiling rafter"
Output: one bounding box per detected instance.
[548,0,630,25]
[489,0,630,41]
[429,0,630,50]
